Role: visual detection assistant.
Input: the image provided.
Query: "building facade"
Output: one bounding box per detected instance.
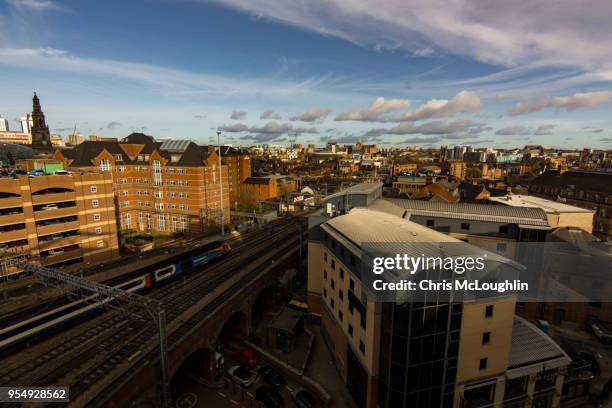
[528,169,611,241]
[0,172,119,279]
[53,134,231,235]
[307,208,570,408]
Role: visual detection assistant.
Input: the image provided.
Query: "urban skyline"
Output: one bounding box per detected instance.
[1,0,611,148]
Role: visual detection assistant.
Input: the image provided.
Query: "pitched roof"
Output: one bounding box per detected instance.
[506,316,570,378]
[60,141,127,167]
[383,198,550,227]
[243,176,273,185]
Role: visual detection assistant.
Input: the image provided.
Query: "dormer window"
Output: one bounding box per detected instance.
[114,154,123,161]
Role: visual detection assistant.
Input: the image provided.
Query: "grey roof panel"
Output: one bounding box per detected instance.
[383,198,550,227]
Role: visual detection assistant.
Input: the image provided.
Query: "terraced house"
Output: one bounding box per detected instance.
[0,171,119,279]
[53,133,231,235]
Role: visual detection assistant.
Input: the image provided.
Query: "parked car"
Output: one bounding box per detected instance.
[291,388,317,408]
[255,386,284,408]
[54,170,71,175]
[234,347,259,368]
[227,365,257,388]
[590,320,612,345]
[28,170,44,177]
[258,366,286,388]
[42,204,58,210]
[47,248,64,256]
[50,234,63,240]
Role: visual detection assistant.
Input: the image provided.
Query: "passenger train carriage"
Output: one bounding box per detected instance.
[0,240,231,352]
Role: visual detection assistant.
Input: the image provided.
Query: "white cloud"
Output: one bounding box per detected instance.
[7,0,61,11]
[335,97,410,121]
[388,90,481,121]
[218,121,318,140]
[289,107,330,122]
[495,126,531,136]
[208,0,612,77]
[365,119,486,136]
[260,109,282,120]
[511,91,612,115]
[0,48,336,99]
[230,110,247,120]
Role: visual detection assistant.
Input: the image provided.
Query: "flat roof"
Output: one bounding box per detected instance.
[489,194,593,214]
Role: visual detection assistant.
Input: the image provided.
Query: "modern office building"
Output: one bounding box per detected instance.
[307,208,571,408]
[0,171,119,279]
[53,133,231,235]
[0,116,8,132]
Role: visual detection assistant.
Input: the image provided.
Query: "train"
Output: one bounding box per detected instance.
[0,240,231,353]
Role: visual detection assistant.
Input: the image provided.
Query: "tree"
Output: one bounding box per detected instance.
[466,167,482,179]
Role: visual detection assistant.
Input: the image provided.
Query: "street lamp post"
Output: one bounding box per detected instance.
[217,131,225,236]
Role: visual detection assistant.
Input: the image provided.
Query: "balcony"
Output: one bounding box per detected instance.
[0,196,23,209]
[31,191,76,206]
[36,220,80,236]
[0,211,25,225]
[40,247,83,266]
[0,225,27,243]
[38,234,81,252]
[34,205,79,221]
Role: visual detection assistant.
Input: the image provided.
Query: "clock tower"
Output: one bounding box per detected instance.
[30,92,52,150]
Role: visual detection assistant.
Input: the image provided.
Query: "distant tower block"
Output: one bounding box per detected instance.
[30,92,52,150]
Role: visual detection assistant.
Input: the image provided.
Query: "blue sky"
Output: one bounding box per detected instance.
[1,0,611,148]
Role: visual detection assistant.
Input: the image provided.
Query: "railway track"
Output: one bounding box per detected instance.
[0,217,305,407]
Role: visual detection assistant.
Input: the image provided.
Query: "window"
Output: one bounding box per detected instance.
[499,225,509,234]
[461,222,470,230]
[324,252,327,262]
[330,298,335,310]
[153,160,162,186]
[90,186,97,193]
[359,341,366,354]
[331,260,335,270]
[340,269,344,279]
[99,159,111,172]
[96,240,105,248]
[482,332,491,345]
[350,279,355,291]
[479,358,488,370]
[93,214,101,221]
[338,310,343,322]
[497,243,507,252]
[350,255,355,265]
[485,305,494,318]
[331,279,335,289]
[91,199,99,207]
[155,191,163,199]
[324,270,327,280]
[348,324,353,337]
[339,289,344,301]
[426,219,435,227]
[95,227,102,234]
[158,214,165,231]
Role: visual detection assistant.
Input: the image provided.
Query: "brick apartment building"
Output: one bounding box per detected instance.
[219,145,251,209]
[53,134,234,235]
[528,169,611,241]
[0,171,119,279]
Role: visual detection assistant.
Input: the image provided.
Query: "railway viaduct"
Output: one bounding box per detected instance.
[85,229,304,407]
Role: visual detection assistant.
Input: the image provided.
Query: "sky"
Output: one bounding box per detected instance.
[0,0,611,149]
